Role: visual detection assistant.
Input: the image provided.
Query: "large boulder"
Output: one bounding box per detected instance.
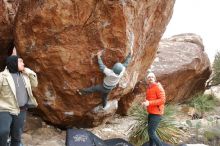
[15,0,175,127]
[118,33,212,115]
[153,33,211,102]
[0,0,19,71]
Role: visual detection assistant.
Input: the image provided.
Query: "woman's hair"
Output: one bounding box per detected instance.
[146,72,156,80]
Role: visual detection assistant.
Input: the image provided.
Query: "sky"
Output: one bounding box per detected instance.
[163,0,220,63]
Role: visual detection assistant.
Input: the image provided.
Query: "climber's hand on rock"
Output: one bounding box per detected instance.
[97,50,104,57]
[130,48,133,56]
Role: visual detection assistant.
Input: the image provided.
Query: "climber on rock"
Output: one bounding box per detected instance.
[77,48,133,110]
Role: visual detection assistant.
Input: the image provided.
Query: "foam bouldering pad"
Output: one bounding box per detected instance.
[104,138,134,146]
[66,128,107,146]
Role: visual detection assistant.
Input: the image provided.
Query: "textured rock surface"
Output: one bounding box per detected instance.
[0,0,19,71]
[15,0,175,127]
[118,33,211,115]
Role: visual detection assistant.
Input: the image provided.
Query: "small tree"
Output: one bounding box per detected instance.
[207,51,220,88]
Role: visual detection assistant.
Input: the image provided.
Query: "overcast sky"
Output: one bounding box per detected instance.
[163,0,220,63]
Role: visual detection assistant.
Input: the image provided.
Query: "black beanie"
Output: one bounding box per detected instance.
[6,55,18,73]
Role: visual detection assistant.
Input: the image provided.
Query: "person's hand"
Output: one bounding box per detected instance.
[11,47,17,56]
[22,68,33,75]
[130,47,133,56]
[97,50,104,57]
[142,100,149,108]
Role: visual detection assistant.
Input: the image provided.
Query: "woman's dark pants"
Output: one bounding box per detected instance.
[0,111,26,146]
[148,114,162,146]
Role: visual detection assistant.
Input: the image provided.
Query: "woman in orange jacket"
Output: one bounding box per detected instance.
[142,72,166,146]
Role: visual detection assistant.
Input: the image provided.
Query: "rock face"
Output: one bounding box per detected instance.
[15,0,175,127]
[0,0,19,71]
[118,33,211,115]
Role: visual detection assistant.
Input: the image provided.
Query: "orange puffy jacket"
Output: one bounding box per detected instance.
[146,82,166,115]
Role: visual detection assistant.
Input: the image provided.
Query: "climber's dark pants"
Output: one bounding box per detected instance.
[81,84,111,108]
[148,114,162,146]
[0,111,26,146]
